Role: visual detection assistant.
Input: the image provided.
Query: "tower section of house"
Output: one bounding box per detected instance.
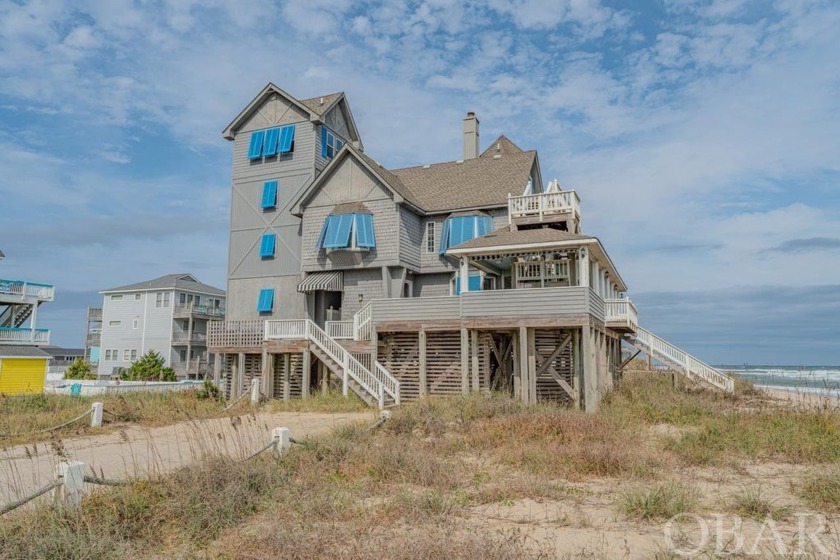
[0,267,54,394]
[84,306,102,364]
[97,274,225,378]
[222,84,362,322]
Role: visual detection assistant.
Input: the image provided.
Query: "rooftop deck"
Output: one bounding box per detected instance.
[508,190,581,226]
[0,279,55,303]
[173,303,225,320]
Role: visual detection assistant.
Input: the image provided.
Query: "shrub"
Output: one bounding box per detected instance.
[120,350,176,382]
[64,358,96,380]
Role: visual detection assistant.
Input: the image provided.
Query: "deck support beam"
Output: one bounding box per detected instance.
[470,330,479,391]
[512,330,521,400]
[418,330,427,397]
[283,353,291,401]
[582,329,597,412]
[213,353,222,385]
[460,327,469,393]
[518,326,529,404]
[261,348,271,399]
[301,349,311,399]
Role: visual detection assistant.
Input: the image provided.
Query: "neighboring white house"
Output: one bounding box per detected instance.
[97,274,226,379]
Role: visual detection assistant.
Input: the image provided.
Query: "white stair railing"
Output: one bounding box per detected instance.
[354,302,373,341]
[631,326,734,393]
[264,319,400,408]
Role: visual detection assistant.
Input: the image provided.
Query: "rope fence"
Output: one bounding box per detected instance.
[0,407,392,517]
[0,406,99,439]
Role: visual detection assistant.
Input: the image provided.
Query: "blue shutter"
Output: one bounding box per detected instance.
[263,127,280,156]
[449,217,467,247]
[355,213,375,248]
[438,219,451,255]
[279,124,296,153]
[257,288,274,313]
[477,216,492,237]
[259,233,276,257]
[455,275,481,296]
[316,217,330,249]
[261,180,278,209]
[248,130,265,159]
[321,126,328,158]
[324,214,354,248]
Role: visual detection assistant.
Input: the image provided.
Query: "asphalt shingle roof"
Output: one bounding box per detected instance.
[102,274,225,296]
[299,92,343,116]
[0,346,50,358]
[449,227,591,252]
[389,150,536,213]
[480,135,524,158]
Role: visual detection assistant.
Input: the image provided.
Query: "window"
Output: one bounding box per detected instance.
[134,293,141,300]
[438,215,492,255]
[132,319,139,329]
[110,295,123,301]
[248,125,296,160]
[316,213,375,250]
[425,222,436,253]
[156,292,163,308]
[259,233,276,258]
[104,350,111,360]
[261,180,278,209]
[257,288,274,313]
[321,126,345,159]
[164,292,170,307]
[109,320,121,327]
[130,349,138,361]
[123,349,130,361]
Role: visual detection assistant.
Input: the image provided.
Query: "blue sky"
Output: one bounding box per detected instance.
[0,0,838,365]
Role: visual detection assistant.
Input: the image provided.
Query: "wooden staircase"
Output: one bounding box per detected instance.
[627,326,735,393]
[0,304,33,328]
[309,345,396,408]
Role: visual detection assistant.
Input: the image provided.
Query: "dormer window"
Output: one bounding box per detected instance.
[248,124,296,160]
[438,215,492,255]
[316,213,375,250]
[321,126,345,159]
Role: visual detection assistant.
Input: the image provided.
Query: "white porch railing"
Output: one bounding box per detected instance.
[604,298,639,330]
[326,320,353,339]
[508,190,580,222]
[0,279,55,301]
[265,319,400,408]
[353,302,373,341]
[631,326,735,393]
[0,327,50,345]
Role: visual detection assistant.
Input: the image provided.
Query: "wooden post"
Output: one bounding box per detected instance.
[573,329,582,410]
[528,328,537,404]
[321,362,329,395]
[213,353,222,385]
[271,427,290,458]
[512,330,521,400]
[90,402,103,427]
[583,327,598,412]
[54,461,85,511]
[261,348,271,400]
[460,327,469,393]
[518,325,529,404]
[482,339,491,392]
[301,349,311,399]
[283,353,291,401]
[231,356,240,399]
[238,352,246,399]
[470,330,479,392]
[418,330,427,397]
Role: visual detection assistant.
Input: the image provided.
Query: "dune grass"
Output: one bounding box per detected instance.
[620,482,699,521]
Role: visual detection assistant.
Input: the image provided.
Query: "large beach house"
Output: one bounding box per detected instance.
[208,84,733,410]
[0,253,53,394]
[97,274,226,379]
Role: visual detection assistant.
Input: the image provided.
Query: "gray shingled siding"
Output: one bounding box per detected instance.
[413,273,452,297]
[341,269,385,318]
[399,207,422,270]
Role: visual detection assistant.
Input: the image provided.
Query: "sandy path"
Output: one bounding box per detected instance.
[0,410,374,505]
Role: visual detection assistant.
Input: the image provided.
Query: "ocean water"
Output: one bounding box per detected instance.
[717,365,840,395]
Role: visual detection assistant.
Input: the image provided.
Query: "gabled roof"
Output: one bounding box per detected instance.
[450,227,592,252]
[480,135,524,158]
[389,150,538,213]
[291,145,423,215]
[222,84,360,141]
[102,274,225,296]
[299,92,344,116]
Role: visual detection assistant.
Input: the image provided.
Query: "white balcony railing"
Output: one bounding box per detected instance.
[326,321,353,339]
[508,190,580,222]
[0,327,50,345]
[174,303,226,318]
[604,298,638,331]
[0,279,55,301]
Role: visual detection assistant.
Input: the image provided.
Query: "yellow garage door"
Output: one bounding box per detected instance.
[0,358,47,395]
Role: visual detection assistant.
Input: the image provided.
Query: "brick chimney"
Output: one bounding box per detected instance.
[462,111,479,160]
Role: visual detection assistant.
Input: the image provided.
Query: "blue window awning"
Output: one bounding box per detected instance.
[259,233,276,257]
[317,213,376,250]
[248,130,265,159]
[454,274,482,295]
[257,288,274,313]
[439,215,492,255]
[261,180,278,209]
